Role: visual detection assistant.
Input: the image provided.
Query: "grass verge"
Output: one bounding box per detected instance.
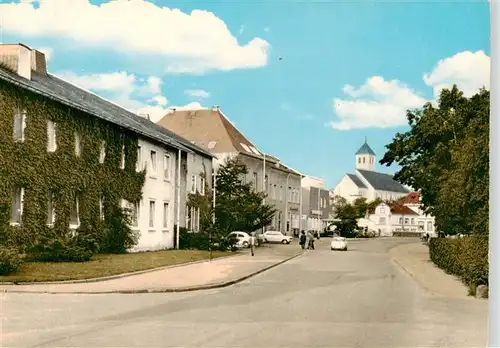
[0,250,235,283]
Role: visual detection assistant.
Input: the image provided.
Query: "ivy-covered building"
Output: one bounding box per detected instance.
[0,43,214,252]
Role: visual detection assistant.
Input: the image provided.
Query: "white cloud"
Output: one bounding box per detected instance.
[423,50,490,98]
[327,50,491,131]
[328,76,426,130]
[184,89,210,98]
[168,102,206,112]
[37,46,53,61]
[1,0,270,73]
[57,70,170,122]
[150,95,168,106]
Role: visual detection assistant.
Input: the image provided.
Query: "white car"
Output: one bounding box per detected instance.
[228,231,252,248]
[331,236,348,251]
[263,231,293,244]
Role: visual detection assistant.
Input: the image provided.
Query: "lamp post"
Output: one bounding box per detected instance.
[210,167,216,261]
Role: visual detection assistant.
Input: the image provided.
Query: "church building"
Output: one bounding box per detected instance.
[333,140,410,203]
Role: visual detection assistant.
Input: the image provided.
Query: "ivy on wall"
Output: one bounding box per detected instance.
[0,81,146,253]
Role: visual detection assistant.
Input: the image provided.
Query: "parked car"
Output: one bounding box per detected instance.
[331,236,348,251]
[263,231,293,244]
[251,231,266,245]
[228,231,252,248]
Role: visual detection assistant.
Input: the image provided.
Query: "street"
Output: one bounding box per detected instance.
[2,238,487,347]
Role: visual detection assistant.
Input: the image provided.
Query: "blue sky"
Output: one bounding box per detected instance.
[0,0,491,188]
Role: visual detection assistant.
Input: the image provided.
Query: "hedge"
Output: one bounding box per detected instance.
[429,235,488,292]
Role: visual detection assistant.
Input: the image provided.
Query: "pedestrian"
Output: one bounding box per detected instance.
[306,230,315,250]
[250,233,255,256]
[299,230,307,249]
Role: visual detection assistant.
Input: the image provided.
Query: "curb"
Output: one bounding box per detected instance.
[0,253,244,286]
[0,251,305,295]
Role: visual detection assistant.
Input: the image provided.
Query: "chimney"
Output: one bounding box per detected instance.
[31,49,47,76]
[0,43,32,80]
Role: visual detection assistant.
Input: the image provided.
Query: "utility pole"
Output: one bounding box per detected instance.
[210,167,216,261]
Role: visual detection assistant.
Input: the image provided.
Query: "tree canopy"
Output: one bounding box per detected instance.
[213,158,276,234]
[330,196,383,237]
[380,85,489,235]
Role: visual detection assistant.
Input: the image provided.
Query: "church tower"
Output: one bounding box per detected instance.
[355,138,376,171]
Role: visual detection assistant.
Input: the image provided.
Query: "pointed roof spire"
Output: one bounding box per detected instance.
[356,138,376,155]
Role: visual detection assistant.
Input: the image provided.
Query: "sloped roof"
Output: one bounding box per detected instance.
[357,169,409,193]
[158,108,261,156]
[0,67,213,158]
[390,204,418,215]
[399,192,420,204]
[356,142,376,155]
[347,173,367,188]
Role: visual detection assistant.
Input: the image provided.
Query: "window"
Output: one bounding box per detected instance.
[379,217,386,225]
[265,175,268,192]
[10,187,24,225]
[163,202,169,229]
[363,157,366,163]
[273,184,277,199]
[70,195,80,228]
[191,175,196,193]
[411,218,415,225]
[148,150,157,174]
[130,201,139,227]
[208,141,217,149]
[358,157,361,163]
[13,108,26,142]
[279,186,283,201]
[427,221,433,231]
[120,145,126,169]
[75,132,82,156]
[149,200,156,228]
[380,207,385,214]
[47,120,57,152]
[163,154,170,180]
[288,187,292,202]
[99,197,104,220]
[99,141,106,163]
[399,217,403,224]
[253,172,258,189]
[200,177,206,195]
[47,193,55,226]
[136,146,142,171]
[404,218,409,224]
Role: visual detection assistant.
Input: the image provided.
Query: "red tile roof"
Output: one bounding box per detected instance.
[390,204,418,215]
[398,192,420,204]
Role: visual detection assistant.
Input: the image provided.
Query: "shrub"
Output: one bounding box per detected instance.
[0,247,23,275]
[179,231,211,250]
[27,238,92,262]
[100,206,139,254]
[429,235,488,291]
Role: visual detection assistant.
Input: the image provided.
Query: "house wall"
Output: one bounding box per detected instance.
[333,175,363,203]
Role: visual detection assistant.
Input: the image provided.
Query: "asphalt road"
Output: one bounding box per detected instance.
[2,238,488,347]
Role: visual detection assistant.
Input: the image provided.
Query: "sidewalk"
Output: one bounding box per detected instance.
[389,242,471,300]
[0,246,303,294]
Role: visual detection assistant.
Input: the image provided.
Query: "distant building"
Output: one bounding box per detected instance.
[157,107,303,235]
[333,140,410,203]
[300,176,331,233]
[359,192,436,237]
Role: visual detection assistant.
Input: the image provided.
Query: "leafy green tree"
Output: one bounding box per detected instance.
[214,158,276,234]
[380,85,489,235]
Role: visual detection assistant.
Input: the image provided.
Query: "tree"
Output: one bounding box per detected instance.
[214,158,276,234]
[380,85,489,235]
[330,195,382,237]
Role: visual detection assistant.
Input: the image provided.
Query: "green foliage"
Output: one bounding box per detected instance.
[179,230,210,250]
[331,195,381,238]
[100,206,139,254]
[0,246,23,275]
[429,235,489,290]
[214,158,276,234]
[0,80,145,260]
[187,170,214,233]
[380,85,489,235]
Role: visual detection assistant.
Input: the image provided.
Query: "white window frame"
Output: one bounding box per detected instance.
[99,141,106,164]
[136,146,142,172]
[191,175,197,193]
[47,120,57,152]
[75,132,82,157]
[200,177,206,195]
[163,153,170,181]
[120,145,126,169]
[99,197,105,221]
[70,196,80,229]
[149,200,156,229]
[379,217,386,225]
[10,187,24,225]
[162,201,169,230]
[150,150,157,176]
[13,107,27,142]
[131,201,140,228]
[47,192,55,226]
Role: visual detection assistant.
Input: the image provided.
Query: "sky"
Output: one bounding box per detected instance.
[0,0,491,188]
